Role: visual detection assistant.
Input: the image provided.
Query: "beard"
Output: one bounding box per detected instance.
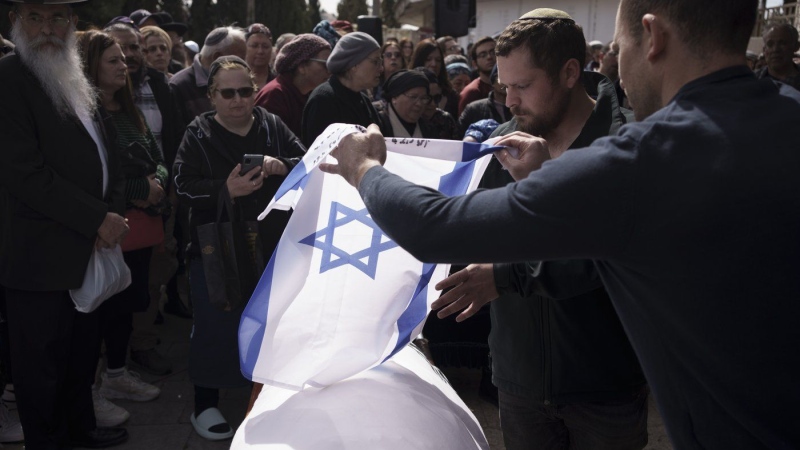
[512,87,570,137]
[10,19,97,119]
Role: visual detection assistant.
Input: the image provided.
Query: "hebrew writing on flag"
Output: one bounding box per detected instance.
[238,123,500,391]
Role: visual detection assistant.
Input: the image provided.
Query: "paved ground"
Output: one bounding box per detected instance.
[6,310,673,449]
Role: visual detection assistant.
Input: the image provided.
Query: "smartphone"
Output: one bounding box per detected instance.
[240,154,263,177]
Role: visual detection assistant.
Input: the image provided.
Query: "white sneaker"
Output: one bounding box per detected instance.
[99,369,160,402]
[92,388,130,428]
[0,401,22,443]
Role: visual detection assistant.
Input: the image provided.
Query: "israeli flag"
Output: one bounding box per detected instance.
[239,124,499,390]
[232,345,490,449]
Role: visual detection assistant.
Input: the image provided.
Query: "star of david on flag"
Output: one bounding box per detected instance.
[239,124,501,391]
[300,203,398,279]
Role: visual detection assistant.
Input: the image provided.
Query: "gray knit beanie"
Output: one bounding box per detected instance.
[326,31,380,75]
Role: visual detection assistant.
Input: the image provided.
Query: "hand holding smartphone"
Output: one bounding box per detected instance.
[240,154,264,178]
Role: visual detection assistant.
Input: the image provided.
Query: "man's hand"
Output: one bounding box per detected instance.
[146,174,165,205]
[97,212,129,248]
[494,132,551,181]
[227,164,264,199]
[431,264,500,322]
[263,156,288,176]
[319,123,387,188]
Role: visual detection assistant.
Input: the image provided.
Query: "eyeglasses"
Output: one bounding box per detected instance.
[215,87,255,99]
[366,57,383,67]
[476,49,496,59]
[383,51,401,59]
[144,44,169,53]
[20,14,71,30]
[246,23,272,40]
[401,93,432,105]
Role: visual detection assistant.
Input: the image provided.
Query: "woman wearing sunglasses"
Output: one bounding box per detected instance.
[173,56,306,441]
[373,41,406,101]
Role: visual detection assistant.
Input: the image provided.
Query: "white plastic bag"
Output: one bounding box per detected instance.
[69,245,132,313]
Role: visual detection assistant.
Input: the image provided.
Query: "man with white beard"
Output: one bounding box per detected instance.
[0,0,129,448]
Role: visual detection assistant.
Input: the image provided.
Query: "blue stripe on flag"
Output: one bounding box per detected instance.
[461,142,503,162]
[385,159,480,361]
[439,161,477,196]
[384,262,437,362]
[273,160,308,201]
[239,247,279,380]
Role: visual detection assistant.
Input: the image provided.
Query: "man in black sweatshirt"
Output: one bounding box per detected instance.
[322,0,800,448]
[442,9,648,450]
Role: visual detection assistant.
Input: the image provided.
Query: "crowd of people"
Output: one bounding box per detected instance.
[0,0,799,448]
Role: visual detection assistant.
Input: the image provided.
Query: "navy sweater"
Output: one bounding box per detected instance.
[359,66,800,449]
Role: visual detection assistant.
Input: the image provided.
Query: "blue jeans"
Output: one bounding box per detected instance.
[498,387,649,450]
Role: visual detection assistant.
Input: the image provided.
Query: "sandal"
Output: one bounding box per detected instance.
[190,407,234,441]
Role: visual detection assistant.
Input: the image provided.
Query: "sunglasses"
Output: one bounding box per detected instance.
[215,87,255,99]
[383,51,401,59]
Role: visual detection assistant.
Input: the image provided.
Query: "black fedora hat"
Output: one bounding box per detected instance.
[152,12,187,36]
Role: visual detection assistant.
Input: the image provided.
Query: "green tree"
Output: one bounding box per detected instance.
[337,0,368,24]
[189,0,217,43]
[121,0,159,18]
[75,0,127,29]
[255,0,312,37]
[308,0,322,28]
[381,0,399,28]
[161,0,189,23]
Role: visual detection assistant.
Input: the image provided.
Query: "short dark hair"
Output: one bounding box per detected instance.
[495,18,586,81]
[620,0,758,57]
[470,36,496,62]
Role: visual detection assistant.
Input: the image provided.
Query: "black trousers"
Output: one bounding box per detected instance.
[5,287,99,449]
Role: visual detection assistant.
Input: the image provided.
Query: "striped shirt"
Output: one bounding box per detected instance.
[110,109,168,201]
[134,77,164,154]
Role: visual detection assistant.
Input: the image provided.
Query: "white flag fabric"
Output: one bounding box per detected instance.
[231,345,490,449]
[239,124,500,390]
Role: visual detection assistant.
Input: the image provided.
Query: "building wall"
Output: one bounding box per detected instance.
[463,0,620,45]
